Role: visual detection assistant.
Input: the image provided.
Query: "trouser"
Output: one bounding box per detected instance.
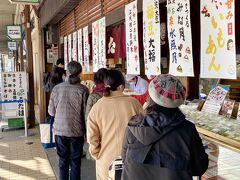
[55,135,84,180]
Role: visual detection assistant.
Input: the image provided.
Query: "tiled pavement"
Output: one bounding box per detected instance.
[1,126,240,180]
[0,127,55,180]
[0,125,96,180]
[45,145,96,180]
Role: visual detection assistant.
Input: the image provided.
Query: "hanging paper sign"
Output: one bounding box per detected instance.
[167,0,194,77]
[64,36,68,69]
[201,0,236,79]
[83,26,90,72]
[99,17,106,69]
[78,29,83,65]
[72,31,77,62]
[68,34,72,62]
[125,0,140,75]
[143,0,161,75]
[92,20,99,72]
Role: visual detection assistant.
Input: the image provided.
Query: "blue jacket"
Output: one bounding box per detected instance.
[121,108,208,180]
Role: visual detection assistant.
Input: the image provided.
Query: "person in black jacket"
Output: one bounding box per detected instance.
[121,74,209,180]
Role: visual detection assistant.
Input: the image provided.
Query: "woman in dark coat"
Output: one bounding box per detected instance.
[121,74,208,180]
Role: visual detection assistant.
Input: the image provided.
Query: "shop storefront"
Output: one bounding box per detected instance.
[40,0,240,179]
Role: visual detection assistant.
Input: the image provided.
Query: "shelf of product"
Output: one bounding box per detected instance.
[180,105,240,150]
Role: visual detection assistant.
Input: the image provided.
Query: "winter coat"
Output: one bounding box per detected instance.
[87,91,143,180]
[85,92,102,122]
[48,82,89,137]
[121,108,209,180]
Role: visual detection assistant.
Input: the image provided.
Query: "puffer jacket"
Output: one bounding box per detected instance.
[121,108,208,180]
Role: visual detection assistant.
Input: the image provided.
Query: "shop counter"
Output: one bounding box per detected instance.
[180,105,240,151]
[180,105,240,179]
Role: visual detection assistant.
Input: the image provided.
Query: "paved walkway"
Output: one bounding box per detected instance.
[0,127,55,180]
[0,126,96,180]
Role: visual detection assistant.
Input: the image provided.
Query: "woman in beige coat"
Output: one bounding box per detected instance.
[87,70,143,180]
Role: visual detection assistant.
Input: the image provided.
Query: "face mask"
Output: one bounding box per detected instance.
[129,81,135,85]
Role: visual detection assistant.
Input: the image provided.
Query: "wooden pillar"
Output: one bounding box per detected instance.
[24,5,35,127]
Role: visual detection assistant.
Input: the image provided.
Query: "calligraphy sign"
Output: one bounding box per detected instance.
[201,0,236,79]
[68,34,72,62]
[167,0,194,77]
[92,17,106,72]
[143,0,161,76]
[99,17,106,70]
[64,36,68,69]
[78,29,83,65]
[92,20,99,72]
[125,1,140,75]
[83,26,90,73]
[72,31,77,62]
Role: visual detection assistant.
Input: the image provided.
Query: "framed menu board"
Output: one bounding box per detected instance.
[1,72,28,117]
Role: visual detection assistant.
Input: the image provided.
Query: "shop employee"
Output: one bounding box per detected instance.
[125,74,149,94]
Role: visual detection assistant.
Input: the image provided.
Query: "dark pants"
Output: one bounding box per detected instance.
[55,135,84,180]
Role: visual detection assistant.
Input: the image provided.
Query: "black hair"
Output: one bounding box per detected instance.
[50,67,66,85]
[103,69,125,97]
[56,58,64,66]
[67,61,82,84]
[94,68,108,84]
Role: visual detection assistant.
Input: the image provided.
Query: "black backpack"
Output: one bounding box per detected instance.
[43,72,51,92]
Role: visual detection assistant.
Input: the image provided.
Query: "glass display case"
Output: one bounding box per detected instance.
[180,105,240,180]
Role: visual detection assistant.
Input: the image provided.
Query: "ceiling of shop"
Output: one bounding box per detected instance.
[0,0,16,54]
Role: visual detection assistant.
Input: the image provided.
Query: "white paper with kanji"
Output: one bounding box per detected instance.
[1,72,27,117]
[83,26,90,73]
[201,0,236,79]
[201,86,228,115]
[98,17,106,69]
[125,1,140,75]
[92,20,99,72]
[68,34,72,62]
[64,36,68,69]
[72,31,77,62]
[143,0,161,76]
[167,0,194,77]
[78,29,83,65]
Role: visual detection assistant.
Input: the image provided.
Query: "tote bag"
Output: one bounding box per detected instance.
[40,116,55,149]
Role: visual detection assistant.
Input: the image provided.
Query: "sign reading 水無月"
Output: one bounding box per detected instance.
[201,0,236,79]
[125,0,140,75]
[143,0,161,76]
[167,0,194,77]
[7,25,22,40]
[92,17,106,72]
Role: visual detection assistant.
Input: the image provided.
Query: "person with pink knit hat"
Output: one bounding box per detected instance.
[121,74,208,180]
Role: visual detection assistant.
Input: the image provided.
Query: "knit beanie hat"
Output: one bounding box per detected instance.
[148,74,186,108]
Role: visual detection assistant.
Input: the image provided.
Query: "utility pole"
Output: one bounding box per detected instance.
[24,5,35,127]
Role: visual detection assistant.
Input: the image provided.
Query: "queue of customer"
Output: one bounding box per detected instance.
[47,61,208,180]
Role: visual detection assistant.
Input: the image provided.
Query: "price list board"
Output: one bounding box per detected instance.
[1,72,28,117]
